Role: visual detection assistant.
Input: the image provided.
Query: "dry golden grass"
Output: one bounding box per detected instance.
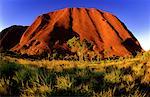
[2,51,150,84]
[0,51,150,96]
[2,52,149,72]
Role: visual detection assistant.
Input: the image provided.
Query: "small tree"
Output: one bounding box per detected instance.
[67,36,94,61]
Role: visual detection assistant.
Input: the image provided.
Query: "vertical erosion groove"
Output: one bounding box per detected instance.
[69,8,73,34]
[97,10,123,41]
[85,9,103,43]
[69,8,79,38]
[30,14,50,40]
[119,20,137,41]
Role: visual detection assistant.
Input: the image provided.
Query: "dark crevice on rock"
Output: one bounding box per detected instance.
[86,9,104,43]
[99,11,123,42]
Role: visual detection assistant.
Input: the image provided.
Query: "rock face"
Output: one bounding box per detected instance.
[11,8,143,57]
[0,25,28,52]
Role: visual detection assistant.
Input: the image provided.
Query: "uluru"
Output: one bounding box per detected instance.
[1,1,150,96]
[1,8,143,58]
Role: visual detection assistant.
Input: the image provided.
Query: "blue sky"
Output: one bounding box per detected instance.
[0,0,150,50]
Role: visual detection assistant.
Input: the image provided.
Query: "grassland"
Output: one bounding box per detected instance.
[0,51,150,97]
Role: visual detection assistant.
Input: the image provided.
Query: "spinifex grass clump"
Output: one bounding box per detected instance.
[0,51,150,97]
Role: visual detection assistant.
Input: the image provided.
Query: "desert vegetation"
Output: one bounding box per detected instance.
[0,51,150,96]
